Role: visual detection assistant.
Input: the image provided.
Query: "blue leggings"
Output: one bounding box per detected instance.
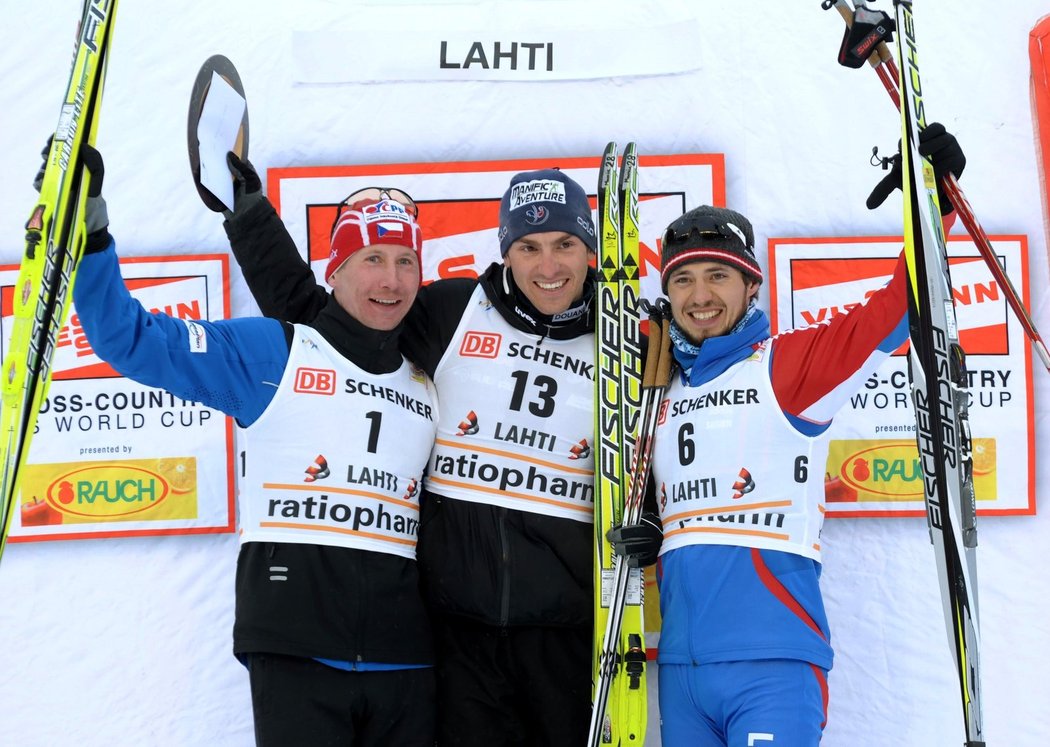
[659,660,828,746]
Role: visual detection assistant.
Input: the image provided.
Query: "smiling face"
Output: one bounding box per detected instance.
[502,231,593,315]
[665,261,760,345]
[328,243,421,330]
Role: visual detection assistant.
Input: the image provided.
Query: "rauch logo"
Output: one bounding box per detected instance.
[836,442,924,499]
[45,464,172,518]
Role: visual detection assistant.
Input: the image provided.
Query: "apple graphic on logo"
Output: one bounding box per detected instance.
[21,496,62,526]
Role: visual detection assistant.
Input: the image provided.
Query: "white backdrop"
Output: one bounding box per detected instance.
[1,2,1048,745]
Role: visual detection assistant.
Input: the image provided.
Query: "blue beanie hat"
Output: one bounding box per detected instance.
[497,169,597,256]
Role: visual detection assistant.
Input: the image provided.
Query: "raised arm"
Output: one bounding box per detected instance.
[222,154,329,323]
[33,143,285,427]
[769,251,909,430]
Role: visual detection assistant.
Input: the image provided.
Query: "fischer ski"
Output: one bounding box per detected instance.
[823,0,1050,372]
[893,2,984,744]
[0,0,119,562]
[589,142,647,746]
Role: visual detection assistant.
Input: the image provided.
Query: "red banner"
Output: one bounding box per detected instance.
[1031,13,1050,274]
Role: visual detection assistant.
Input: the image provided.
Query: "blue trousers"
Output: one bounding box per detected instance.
[659,659,828,746]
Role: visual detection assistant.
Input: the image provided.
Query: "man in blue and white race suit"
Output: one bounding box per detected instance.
[71,147,438,747]
[629,125,965,746]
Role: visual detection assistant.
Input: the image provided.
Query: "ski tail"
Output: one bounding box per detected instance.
[0,0,119,561]
[894,2,984,744]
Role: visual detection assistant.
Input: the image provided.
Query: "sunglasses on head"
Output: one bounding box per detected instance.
[662,215,753,255]
[340,187,418,217]
[330,187,419,240]
[662,215,731,248]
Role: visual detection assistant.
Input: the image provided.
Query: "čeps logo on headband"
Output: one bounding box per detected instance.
[509,179,567,209]
[361,199,411,218]
[361,200,413,239]
[359,198,411,231]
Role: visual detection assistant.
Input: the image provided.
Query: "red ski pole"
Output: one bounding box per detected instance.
[826,0,1050,372]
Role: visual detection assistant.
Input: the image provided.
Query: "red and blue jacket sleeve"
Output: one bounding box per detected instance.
[769,252,910,435]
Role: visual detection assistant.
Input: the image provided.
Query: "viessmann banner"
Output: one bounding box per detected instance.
[0,255,236,542]
[769,235,1036,518]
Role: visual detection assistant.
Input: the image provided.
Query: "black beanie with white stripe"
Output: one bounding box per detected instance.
[660,205,763,293]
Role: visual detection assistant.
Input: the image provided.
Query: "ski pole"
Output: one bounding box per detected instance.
[823,0,1050,372]
[587,299,674,747]
[623,298,675,527]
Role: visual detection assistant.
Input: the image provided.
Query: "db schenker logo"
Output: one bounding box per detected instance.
[295,367,337,395]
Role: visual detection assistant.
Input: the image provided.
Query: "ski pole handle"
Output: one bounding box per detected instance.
[642,308,663,389]
[828,0,894,68]
[654,299,675,389]
[853,0,895,65]
[828,0,877,68]
[639,298,675,389]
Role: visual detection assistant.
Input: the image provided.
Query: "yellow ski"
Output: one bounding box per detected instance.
[590,141,646,745]
[0,0,119,562]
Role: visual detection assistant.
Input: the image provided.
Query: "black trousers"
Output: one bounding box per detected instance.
[244,652,436,746]
[434,618,592,746]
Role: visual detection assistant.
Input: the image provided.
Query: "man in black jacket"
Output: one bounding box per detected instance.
[225,161,610,746]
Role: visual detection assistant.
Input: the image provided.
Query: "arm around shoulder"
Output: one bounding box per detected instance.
[401,276,478,376]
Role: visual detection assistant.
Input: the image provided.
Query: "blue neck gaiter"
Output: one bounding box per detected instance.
[670,303,771,387]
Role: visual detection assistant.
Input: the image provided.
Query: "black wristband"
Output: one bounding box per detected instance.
[85,227,112,255]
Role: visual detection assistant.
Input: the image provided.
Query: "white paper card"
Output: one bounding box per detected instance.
[195,71,246,212]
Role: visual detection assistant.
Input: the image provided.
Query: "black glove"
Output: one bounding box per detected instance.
[224,151,264,221]
[32,136,53,193]
[32,137,110,253]
[80,144,110,253]
[607,513,662,568]
[866,122,966,215]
